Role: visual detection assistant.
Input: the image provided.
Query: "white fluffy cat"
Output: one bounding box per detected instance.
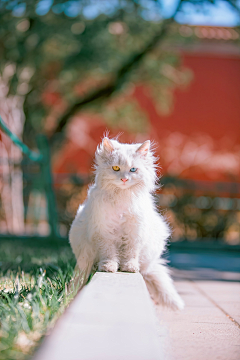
[69,137,184,310]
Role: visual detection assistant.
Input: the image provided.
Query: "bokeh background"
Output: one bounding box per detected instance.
[0,0,240,244]
[0,2,240,358]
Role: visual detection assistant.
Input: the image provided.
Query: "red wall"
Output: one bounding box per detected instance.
[53,52,240,183]
[132,53,240,182]
[134,53,240,145]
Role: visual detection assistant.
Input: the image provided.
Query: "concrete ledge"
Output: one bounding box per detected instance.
[34,272,162,360]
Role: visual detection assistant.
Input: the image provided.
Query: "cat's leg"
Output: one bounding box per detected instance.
[69,212,96,288]
[119,233,140,273]
[98,239,119,273]
[120,256,139,273]
[98,260,118,272]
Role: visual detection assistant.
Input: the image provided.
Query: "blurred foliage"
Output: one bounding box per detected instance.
[0,0,239,140]
[158,179,240,244]
[52,175,240,244]
[0,0,203,145]
[1,0,237,142]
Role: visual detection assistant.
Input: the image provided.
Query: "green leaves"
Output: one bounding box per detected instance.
[0,0,183,139]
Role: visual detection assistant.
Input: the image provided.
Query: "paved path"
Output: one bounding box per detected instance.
[156,278,240,360]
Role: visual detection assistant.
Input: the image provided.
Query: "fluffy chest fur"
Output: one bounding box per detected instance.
[90,186,143,240]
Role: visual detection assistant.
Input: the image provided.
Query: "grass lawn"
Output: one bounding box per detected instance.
[0,238,77,360]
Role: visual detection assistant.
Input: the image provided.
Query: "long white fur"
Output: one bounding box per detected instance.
[69,137,184,310]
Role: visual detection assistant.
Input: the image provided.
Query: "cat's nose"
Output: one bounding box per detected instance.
[121,178,128,183]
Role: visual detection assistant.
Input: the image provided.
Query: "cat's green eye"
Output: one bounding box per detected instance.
[112,166,120,171]
[130,168,137,172]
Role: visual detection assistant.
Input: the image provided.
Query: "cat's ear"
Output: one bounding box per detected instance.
[102,137,114,153]
[136,140,150,156]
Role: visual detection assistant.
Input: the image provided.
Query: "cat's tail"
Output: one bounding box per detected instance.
[142,260,184,311]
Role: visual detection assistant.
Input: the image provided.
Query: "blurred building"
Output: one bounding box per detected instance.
[53,25,240,195]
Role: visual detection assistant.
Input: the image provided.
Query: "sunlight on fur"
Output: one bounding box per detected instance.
[69,137,184,310]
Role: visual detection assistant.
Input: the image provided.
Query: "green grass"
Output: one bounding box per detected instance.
[0,238,77,360]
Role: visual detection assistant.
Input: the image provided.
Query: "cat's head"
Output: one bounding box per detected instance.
[94,137,157,192]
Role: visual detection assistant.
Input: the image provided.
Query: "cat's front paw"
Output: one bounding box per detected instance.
[120,259,139,273]
[98,260,118,273]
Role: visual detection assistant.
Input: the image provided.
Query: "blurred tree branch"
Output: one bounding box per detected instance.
[50,0,183,142]
[1,0,239,145]
[227,0,240,15]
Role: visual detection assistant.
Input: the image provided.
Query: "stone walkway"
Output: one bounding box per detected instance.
[156,277,240,360]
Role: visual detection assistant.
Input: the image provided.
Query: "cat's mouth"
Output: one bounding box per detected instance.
[118,181,131,189]
[111,180,134,190]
